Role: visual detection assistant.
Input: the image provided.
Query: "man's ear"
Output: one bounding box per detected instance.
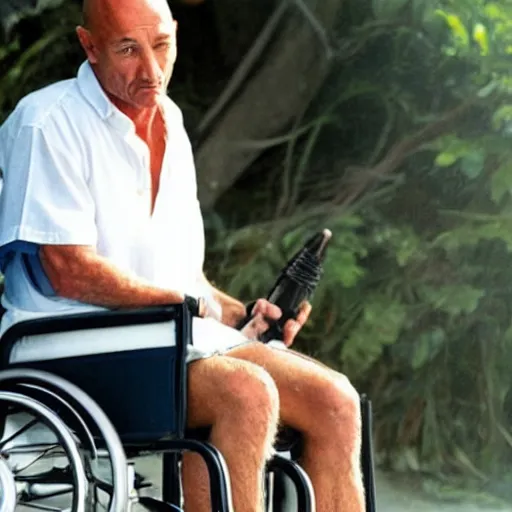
[76,26,99,64]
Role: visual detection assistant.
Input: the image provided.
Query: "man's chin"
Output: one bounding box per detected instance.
[132,89,164,109]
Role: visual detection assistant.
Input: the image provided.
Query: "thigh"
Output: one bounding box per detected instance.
[226,342,355,433]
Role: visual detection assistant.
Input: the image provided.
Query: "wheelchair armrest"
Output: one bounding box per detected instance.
[0,304,193,366]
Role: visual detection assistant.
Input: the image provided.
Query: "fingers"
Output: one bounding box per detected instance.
[282,301,312,347]
[283,319,300,347]
[251,299,282,321]
[240,313,271,340]
[296,301,312,326]
[247,299,312,345]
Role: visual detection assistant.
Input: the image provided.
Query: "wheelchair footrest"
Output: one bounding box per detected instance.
[139,496,183,511]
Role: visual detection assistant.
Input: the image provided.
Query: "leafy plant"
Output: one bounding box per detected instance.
[204,0,512,500]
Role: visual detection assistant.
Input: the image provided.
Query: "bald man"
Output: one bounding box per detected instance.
[0,0,365,511]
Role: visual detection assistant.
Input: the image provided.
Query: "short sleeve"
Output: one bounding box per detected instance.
[0,123,97,249]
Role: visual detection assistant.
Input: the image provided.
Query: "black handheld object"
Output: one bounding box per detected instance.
[255,229,331,342]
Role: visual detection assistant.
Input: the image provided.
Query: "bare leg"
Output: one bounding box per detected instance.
[182,355,280,512]
[227,342,365,512]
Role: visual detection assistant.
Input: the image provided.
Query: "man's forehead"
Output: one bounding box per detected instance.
[109,23,175,47]
[84,0,173,34]
[110,17,175,38]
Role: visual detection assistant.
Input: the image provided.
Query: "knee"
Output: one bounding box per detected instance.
[331,375,361,426]
[309,374,361,439]
[218,362,280,427]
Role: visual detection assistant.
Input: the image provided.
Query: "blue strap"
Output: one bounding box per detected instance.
[0,241,56,296]
[22,252,56,297]
[0,241,37,273]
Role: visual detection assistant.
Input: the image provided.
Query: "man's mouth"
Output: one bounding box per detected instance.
[140,84,161,90]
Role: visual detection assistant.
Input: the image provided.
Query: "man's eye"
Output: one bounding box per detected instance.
[119,47,136,56]
[155,42,170,51]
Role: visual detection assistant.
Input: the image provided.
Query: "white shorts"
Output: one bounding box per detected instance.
[8,316,250,365]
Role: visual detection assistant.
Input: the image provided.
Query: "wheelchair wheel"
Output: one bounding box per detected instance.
[0,452,16,512]
[0,369,130,512]
[0,390,87,512]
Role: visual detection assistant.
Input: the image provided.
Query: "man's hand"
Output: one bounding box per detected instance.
[240,299,281,340]
[241,299,312,347]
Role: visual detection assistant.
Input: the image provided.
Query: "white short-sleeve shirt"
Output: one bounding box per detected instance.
[0,62,230,347]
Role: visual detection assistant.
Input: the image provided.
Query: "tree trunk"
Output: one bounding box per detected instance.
[195,0,343,210]
[212,0,276,67]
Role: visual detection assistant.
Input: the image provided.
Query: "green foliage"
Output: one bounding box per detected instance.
[418,284,484,316]
[342,293,408,373]
[0,2,82,123]
[204,0,512,500]
[0,0,66,40]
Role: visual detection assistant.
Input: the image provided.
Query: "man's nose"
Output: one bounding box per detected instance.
[140,52,161,84]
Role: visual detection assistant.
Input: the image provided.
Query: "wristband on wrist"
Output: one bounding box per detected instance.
[184,294,201,317]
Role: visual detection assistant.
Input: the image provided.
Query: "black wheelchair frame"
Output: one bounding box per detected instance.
[0,303,376,511]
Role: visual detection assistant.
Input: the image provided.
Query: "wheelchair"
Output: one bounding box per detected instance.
[0,302,377,511]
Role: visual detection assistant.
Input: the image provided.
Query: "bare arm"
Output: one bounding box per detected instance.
[201,274,246,327]
[40,245,185,308]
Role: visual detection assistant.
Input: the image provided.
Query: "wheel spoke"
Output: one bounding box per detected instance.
[0,418,40,450]
[4,443,64,455]
[15,501,69,511]
[11,445,62,475]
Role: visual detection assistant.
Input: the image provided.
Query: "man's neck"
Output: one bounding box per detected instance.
[108,94,160,141]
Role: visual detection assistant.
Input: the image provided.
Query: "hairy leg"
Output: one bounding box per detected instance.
[182,354,280,512]
[227,342,365,512]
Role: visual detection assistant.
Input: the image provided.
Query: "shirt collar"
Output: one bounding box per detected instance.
[76,60,177,137]
[77,61,113,120]
[76,61,135,135]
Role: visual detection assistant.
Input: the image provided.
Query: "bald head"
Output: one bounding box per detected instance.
[77,0,178,114]
[82,0,173,36]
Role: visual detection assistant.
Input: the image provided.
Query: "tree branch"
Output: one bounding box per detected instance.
[335,98,477,207]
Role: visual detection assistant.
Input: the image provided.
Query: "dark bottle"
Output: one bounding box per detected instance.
[259,229,331,342]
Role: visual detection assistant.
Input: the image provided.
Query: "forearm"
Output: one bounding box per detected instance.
[40,245,184,308]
